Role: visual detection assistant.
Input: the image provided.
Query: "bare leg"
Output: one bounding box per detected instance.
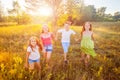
[64,53,67,61]
[29,63,35,77]
[29,63,34,70]
[43,52,47,59]
[80,53,85,62]
[46,52,52,64]
[43,52,47,63]
[85,54,90,66]
[34,62,41,79]
[35,62,41,72]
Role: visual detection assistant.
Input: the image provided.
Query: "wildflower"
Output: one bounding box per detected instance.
[13,56,23,64]
[0,55,4,62]
[0,63,5,72]
[9,69,17,74]
[18,73,23,79]
[97,66,103,77]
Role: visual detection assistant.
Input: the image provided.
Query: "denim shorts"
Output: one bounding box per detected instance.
[62,42,70,53]
[44,44,53,52]
[29,59,40,64]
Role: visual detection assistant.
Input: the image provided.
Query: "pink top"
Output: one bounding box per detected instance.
[40,33,53,46]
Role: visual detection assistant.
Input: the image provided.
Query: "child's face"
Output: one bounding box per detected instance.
[43,26,49,33]
[85,22,90,30]
[30,39,37,47]
[64,24,70,31]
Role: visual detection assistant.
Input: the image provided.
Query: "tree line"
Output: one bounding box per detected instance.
[0,0,120,26]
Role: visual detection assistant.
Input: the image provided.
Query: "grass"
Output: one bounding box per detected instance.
[0,22,120,80]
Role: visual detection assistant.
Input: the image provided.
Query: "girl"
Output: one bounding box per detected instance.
[40,24,54,65]
[80,22,96,66]
[25,36,42,71]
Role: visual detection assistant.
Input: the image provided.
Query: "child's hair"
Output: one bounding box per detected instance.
[29,36,42,51]
[65,21,72,25]
[42,24,50,33]
[81,22,92,35]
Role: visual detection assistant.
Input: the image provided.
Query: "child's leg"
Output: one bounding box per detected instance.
[29,63,34,70]
[43,52,47,59]
[64,53,67,61]
[80,53,85,61]
[62,42,70,61]
[46,52,52,64]
[46,45,52,64]
[35,62,41,71]
[85,55,90,66]
[43,46,47,59]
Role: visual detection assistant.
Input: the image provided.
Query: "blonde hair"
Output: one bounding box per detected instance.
[41,24,50,33]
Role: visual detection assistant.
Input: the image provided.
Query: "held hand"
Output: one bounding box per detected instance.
[54,37,57,41]
[42,48,46,53]
[75,38,79,42]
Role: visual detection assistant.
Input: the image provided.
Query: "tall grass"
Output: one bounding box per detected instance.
[0,22,120,80]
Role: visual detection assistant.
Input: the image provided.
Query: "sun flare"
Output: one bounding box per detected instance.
[38,6,53,16]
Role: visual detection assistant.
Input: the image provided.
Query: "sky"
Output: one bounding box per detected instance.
[1,0,120,15]
[84,0,120,15]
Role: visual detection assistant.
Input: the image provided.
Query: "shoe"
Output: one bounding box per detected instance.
[64,60,68,64]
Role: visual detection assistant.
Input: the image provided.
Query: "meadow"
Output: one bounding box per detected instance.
[0,22,120,80]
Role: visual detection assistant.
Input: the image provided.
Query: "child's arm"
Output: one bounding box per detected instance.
[55,29,62,41]
[74,32,82,42]
[39,35,44,52]
[73,34,78,41]
[91,32,95,41]
[55,32,58,41]
[24,52,30,68]
[55,30,61,41]
[51,32,55,40]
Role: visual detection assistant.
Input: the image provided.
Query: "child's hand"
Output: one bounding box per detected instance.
[24,63,29,69]
[42,48,46,53]
[75,38,79,42]
[55,37,57,41]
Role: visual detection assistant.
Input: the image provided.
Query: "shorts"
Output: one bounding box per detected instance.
[62,42,70,53]
[29,59,40,64]
[44,44,53,53]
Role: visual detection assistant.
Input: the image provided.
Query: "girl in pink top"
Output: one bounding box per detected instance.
[40,24,54,65]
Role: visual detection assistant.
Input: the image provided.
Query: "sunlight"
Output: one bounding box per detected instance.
[38,6,53,16]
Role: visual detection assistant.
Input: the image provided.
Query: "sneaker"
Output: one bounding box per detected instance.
[64,60,68,64]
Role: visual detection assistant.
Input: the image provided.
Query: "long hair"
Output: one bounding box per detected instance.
[81,22,92,35]
[29,36,42,51]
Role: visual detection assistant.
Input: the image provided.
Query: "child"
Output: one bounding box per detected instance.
[25,36,42,71]
[80,22,96,66]
[40,24,54,65]
[56,21,76,64]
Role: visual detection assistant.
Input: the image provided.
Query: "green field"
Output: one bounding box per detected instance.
[0,22,120,80]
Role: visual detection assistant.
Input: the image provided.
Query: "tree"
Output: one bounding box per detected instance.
[45,0,63,31]
[113,12,120,21]
[57,0,84,25]
[0,0,4,22]
[19,12,31,24]
[8,0,21,24]
[76,5,96,25]
[97,7,106,17]
[25,0,63,31]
